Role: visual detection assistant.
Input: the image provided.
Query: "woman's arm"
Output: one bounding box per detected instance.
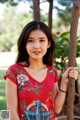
[53,67,78,114]
[6,78,20,120]
[53,81,67,114]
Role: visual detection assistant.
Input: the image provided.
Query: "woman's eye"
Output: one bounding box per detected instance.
[27,40,33,42]
[40,39,45,42]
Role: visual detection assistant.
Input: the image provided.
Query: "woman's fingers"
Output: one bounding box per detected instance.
[62,67,78,81]
[68,67,78,80]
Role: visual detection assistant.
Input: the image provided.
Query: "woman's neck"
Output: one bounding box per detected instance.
[28,58,46,70]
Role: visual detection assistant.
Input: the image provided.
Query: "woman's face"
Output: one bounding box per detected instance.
[26,29,51,60]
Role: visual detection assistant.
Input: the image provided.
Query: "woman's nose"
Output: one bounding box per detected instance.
[33,42,40,49]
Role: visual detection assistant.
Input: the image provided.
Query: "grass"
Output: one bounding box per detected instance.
[0,68,7,110]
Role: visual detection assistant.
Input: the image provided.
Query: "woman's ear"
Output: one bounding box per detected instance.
[47,41,51,48]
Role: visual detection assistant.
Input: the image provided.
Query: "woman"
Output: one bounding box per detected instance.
[4,21,78,120]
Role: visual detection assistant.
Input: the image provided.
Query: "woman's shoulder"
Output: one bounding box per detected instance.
[48,65,59,82]
[47,65,57,71]
[8,63,23,69]
[8,63,18,68]
[48,65,59,75]
[6,63,25,76]
[4,63,25,82]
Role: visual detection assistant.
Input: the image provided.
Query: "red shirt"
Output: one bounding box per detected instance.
[4,63,59,120]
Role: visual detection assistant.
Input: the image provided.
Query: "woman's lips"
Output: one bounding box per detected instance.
[33,51,41,54]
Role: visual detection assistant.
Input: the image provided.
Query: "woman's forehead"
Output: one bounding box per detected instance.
[28,29,47,38]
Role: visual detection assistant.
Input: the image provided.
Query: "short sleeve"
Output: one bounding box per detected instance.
[4,65,17,85]
[49,65,60,83]
[54,67,60,83]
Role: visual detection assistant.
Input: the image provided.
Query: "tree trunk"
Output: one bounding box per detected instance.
[48,0,53,32]
[67,1,80,120]
[33,0,40,21]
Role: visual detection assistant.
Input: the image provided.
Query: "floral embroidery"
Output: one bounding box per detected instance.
[19,100,27,110]
[49,90,54,95]
[17,73,44,94]
[17,74,33,91]
[50,67,55,75]
[14,68,26,75]
[7,69,16,79]
[17,74,29,85]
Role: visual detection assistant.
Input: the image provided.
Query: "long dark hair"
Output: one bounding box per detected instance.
[16,21,55,66]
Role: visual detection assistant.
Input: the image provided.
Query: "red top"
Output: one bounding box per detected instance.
[4,64,59,120]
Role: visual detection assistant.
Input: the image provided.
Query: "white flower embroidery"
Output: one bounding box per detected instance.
[17,74,29,85]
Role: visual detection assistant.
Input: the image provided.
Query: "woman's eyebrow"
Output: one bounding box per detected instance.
[28,37,34,39]
[28,36,47,39]
[39,37,47,39]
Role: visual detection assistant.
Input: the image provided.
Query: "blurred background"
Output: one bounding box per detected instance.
[0,0,80,118]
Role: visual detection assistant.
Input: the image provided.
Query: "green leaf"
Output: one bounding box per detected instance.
[15,68,21,74]
[60,38,69,44]
[60,31,70,38]
[53,33,59,39]
[34,89,40,94]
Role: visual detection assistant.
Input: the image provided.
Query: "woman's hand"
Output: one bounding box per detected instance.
[54,67,78,114]
[62,67,78,84]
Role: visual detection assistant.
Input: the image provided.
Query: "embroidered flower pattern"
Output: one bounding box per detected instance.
[17,73,44,94]
[17,74,29,85]
[50,68,54,75]
[6,69,16,79]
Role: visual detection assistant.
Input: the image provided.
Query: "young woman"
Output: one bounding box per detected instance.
[4,21,78,120]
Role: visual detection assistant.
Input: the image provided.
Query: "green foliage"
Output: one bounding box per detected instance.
[53,31,69,71]
[60,31,70,38]
[0,3,50,52]
[0,0,20,4]
[0,0,7,3]
[0,5,33,51]
[53,31,80,72]
[0,69,7,110]
[58,7,72,25]
[77,37,80,57]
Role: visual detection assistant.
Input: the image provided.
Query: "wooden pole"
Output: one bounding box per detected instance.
[67,0,80,120]
[48,0,53,32]
[33,0,40,21]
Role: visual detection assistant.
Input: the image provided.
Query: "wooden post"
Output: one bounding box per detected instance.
[33,0,40,21]
[48,0,53,32]
[67,0,80,120]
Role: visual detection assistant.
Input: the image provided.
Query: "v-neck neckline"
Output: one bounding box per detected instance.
[18,63,49,84]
